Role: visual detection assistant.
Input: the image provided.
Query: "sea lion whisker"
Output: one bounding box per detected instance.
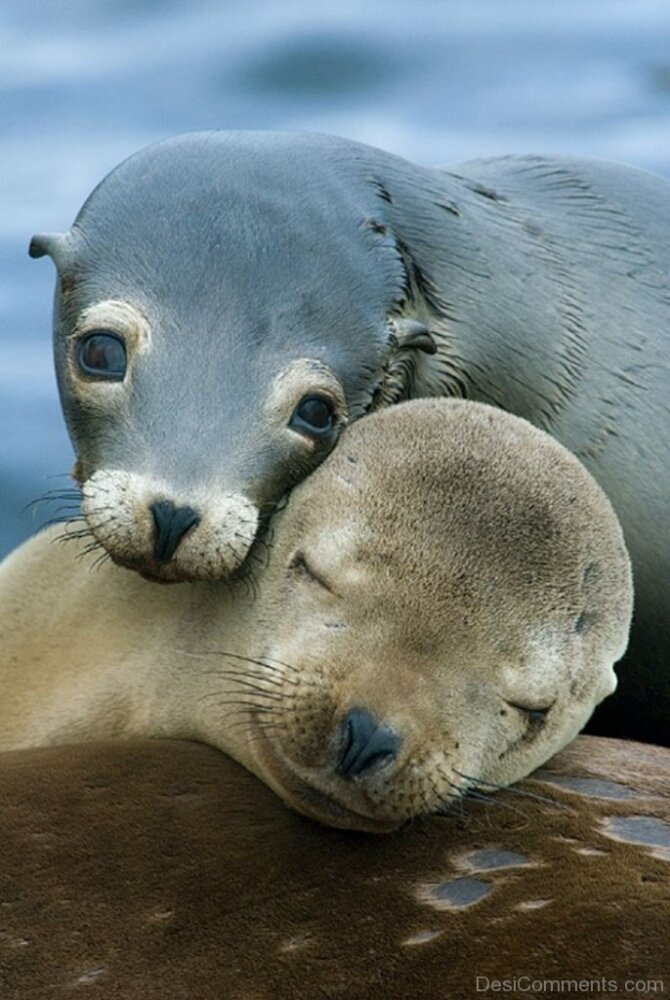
[436,761,467,791]
[75,540,107,562]
[197,697,257,714]
[89,550,113,572]
[218,651,303,680]
[44,504,84,518]
[34,507,86,531]
[197,695,275,714]
[23,495,80,515]
[217,700,280,715]
[251,714,291,728]
[241,548,264,566]
[435,765,508,822]
[246,719,292,739]
[236,676,286,691]
[254,653,305,676]
[56,526,94,542]
[194,668,287,691]
[78,503,115,515]
[56,529,97,547]
[249,533,274,553]
[454,769,564,809]
[39,515,85,532]
[432,793,465,819]
[24,486,81,505]
[225,541,245,563]
[235,726,287,745]
[433,805,462,819]
[84,549,110,570]
[229,561,259,599]
[463,788,531,821]
[462,787,497,804]
[443,767,531,819]
[426,771,463,819]
[24,501,81,522]
[441,764,520,813]
[175,649,300,682]
[234,528,262,544]
[211,679,286,700]
[226,713,290,736]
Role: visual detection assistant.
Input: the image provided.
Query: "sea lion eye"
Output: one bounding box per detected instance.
[288,553,337,594]
[76,331,127,380]
[506,702,551,727]
[290,395,335,436]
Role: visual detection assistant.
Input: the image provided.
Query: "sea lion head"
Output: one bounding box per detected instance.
[30,131,440,582]
[217,400,633,832]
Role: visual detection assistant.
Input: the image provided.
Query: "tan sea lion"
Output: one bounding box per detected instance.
[0,736,668,1000]
[0,401,632,831]
[29,130,670,743]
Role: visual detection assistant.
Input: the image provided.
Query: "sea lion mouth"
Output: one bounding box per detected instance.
[109,553,195,584]
[284,777,401,834]
[137,567,183,585]
[251,724,401,833]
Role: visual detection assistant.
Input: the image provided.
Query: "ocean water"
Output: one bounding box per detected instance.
[2,0,670,556]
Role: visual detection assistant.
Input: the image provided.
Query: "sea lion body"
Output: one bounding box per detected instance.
[1,736,668,1000]
[0,401,632,831]
[30,132,669,740]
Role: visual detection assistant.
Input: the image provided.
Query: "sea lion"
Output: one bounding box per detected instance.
[0,736,668,1000]
[0,401,632,831]
[28,131,669,742]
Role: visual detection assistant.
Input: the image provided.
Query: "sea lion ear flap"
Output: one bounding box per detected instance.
[394,318,437,355]
[28,232,67,262]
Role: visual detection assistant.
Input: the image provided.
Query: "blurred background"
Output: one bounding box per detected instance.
[2,0,670,557]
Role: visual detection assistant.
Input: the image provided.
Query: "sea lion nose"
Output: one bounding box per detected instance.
[151,500,200,562]
[336,708,402,778]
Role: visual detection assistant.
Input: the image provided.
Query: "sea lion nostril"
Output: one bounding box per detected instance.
[151,500,200,562]
[337,708,402,778]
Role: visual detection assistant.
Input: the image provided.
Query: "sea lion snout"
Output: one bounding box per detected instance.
[81,469,259,581]
[336,708,403,778]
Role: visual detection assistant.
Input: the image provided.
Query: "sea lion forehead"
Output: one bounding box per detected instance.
[66,131,406,320]
[285,398,617,593]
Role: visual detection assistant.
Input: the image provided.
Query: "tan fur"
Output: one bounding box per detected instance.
[0,400,633,831]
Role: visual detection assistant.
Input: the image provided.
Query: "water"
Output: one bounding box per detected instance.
[2,0,670,556]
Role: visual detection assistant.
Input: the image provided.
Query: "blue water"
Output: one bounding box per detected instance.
[2,0,670,556]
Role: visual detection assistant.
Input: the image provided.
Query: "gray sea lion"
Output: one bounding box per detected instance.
[0,736,668,1000]
[0,401,632,831]
[29,130,669,742]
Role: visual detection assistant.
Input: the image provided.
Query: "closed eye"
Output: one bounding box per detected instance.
[506,701,553,726]
[288,553,339,596]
